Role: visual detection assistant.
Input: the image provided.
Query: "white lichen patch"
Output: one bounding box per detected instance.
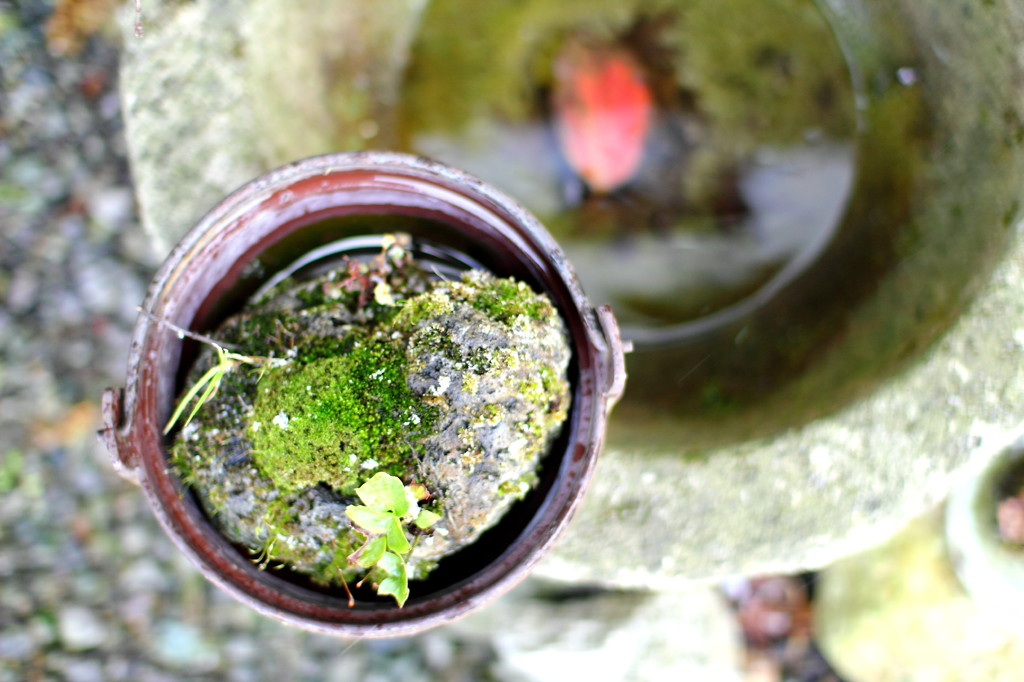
[404,486,424,521]
[426,375,451,397]
[272,411,289,430]
[507,438,528,459]
[182,420,200,441]
[360,458,379,470]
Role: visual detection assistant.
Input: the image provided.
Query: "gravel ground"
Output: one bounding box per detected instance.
[0,2,498,679]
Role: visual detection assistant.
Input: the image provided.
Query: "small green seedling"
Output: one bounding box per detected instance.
[345,472,442,607]
[163,344,270,434]
[139,308,289,435]
[160,234,415,436]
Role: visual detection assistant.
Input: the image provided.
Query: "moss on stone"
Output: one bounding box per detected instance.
[457,272,553,323]
[253,490,366,585]
[497,475,537,499]
[391,289,455,327]
[391,271,558,331]
[249,335,437,495]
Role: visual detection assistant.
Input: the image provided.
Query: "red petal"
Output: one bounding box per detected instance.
[553,38,653,193]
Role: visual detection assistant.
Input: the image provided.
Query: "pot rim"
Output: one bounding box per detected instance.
[102,151,626,636]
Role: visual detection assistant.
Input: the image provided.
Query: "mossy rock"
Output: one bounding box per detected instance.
[250,337,436,495]
[170,264,571,586]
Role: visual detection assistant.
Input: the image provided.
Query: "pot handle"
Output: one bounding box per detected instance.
[100,386,141,485]
[595,305,630,408]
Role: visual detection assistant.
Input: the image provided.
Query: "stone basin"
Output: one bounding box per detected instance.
[120,0,1024,583]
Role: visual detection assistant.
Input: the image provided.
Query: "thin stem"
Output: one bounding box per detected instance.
[136,307,240,350]
[339,573,355,608]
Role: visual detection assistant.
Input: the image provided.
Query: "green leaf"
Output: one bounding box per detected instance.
[353,535,386,568]
[345,505,392,534]
[414,508,442,530]
[378,575,409,607]
[377,550,405,577]
[163,363,223,434]
[355,472,409,516]
[386,516,411,554]
[162,344,256,435]
[184,368,223,427]
[376,551,409,607]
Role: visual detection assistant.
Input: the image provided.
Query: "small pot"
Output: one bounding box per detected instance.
[101,151,627,636]
[945,437,1024,637]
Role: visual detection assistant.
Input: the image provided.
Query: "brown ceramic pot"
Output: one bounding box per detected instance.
[101,151,626,636]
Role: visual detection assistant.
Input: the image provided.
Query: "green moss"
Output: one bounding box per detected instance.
[391,271,556,331]
[497,480,519,495]
[170,445,198,488]
[462,372,481,396]
[458,274,553,323]
[254,492,365,584]
[294,326,362,364]
[497,474,538,499]
[492,347,523,372]
[538,364,563,397]
[256,493,299,536]
[249,335,437,495]
[478,402,505,426]
[392,290,455,328]
[293,286,328,308]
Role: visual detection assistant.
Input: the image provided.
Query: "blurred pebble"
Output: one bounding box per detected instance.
[28,616,56,647]
[0,584,32,616]
[0,629,38,662]
[227,666,260,682]
[63,658,105,682]
[117,592,155,632]
[76,259,143,316]
[119,559,168,594]
[71,572,105,603]
[326,655,367,682]
[104,658,132,680]
[118,525,152,556]
[5,267,39,313]
[58,605,109,651]
[421,631,455,670]
[87,186,134,232]
[149,621,221,672]
[224,635,258,663]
